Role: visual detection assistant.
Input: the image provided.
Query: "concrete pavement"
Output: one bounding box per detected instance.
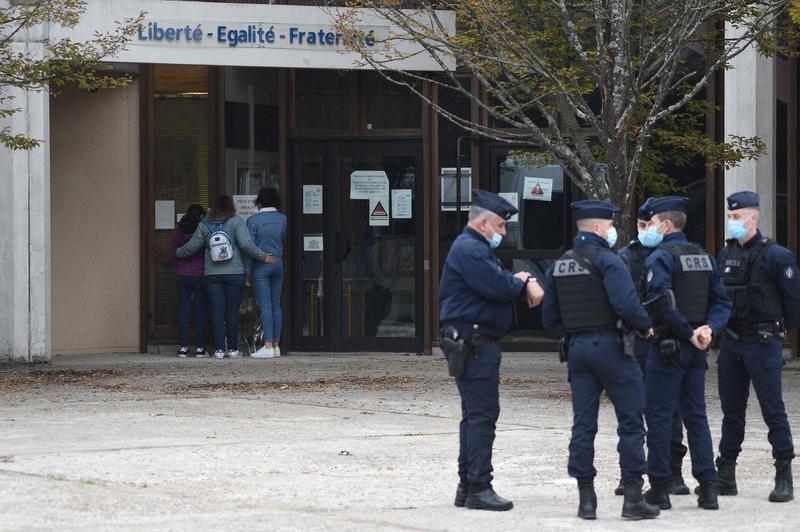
[1,353,799,530]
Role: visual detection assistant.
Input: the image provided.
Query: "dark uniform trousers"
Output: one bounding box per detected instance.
[718,335,795,461]
[454,342,502,488]
[568,335,647,483]
[634,338,688,466]
[646,340,716,484]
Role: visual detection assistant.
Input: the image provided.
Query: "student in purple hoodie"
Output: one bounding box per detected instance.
[173,204,208,357]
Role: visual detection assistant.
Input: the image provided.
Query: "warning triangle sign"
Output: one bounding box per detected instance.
[371,201,389,218]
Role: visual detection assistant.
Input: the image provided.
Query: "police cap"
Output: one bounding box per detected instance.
[570,199,620,221]
[644,196,688,218]
[727,191,759,210]
[638,197,654,221]
[472,189,518,220]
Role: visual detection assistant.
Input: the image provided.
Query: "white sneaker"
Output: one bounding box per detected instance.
[227,349,241,358]
[251,346,275,358]
[177,346,189,358]
[273,346,280,357]
[213,349,226,359]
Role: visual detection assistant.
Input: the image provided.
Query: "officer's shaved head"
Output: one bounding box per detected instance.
[653,210,686,231]
[576,218,612,232]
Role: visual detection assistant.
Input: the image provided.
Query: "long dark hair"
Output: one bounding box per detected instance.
[256,187,280,209]
[178,204,206,234]
[209,195,236,221]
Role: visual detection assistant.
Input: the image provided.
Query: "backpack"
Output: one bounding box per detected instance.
[203,219,234,262]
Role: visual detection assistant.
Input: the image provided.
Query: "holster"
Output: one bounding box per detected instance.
[558,336,569,364]
[658,337,681,363]
[441,326,468,378]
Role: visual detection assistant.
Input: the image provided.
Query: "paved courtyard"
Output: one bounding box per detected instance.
[1,352,799,530]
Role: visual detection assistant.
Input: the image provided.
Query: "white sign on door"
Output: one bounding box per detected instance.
[233,195,258,219]
[523,177,553,202]
[303,184,323,214]
[350,171,390,227]
[391,189,412,219]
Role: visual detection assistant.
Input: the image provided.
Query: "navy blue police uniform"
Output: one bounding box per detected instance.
[642,196,731,510]
[542,200,659,520]
[715,191,798,502]
[439,189,526,511]
[617,199,689,495]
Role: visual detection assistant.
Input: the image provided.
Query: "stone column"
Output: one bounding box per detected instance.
[0,29,51,363]
[724,23,776,236]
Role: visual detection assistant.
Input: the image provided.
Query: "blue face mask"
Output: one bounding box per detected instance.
[489,231,503,249]
[727,219,748,240]
[639,225,664,248]
[605,227,618,248]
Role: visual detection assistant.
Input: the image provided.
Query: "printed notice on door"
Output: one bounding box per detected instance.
[233,195,258,219]
[350,171,390,226]
[303,234,323,252]
[498,192,519,223]
[303,184,323,214]
[523,177,553,202]
[391,189,412,219]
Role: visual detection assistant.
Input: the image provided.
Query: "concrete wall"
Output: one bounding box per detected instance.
[49,82,141,354]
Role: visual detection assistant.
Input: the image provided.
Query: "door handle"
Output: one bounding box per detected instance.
[335,232,352,263]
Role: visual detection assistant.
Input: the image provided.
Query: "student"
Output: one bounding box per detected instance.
[172,204,208,357]
[247,187,288,358]
[177,195,274,358]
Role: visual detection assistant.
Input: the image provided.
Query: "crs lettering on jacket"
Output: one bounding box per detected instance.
[679,254,712,272]
[553,259,591,277]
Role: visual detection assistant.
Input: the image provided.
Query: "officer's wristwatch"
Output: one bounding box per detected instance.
[524,276,537,286]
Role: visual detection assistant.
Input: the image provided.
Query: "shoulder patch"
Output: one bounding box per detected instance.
[678,254,713,272]
[552,259,591,277]
[785,267,795,280]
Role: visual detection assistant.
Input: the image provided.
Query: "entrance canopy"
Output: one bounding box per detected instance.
[52,0,456,71]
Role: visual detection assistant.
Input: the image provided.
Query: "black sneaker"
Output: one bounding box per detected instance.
[177,346,189,358]
[195,347,209,358]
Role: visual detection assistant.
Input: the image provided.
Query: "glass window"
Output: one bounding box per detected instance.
[152,65,210,330]
[295,69,351,129]
[224,67,280,195]
[365,73,421,129]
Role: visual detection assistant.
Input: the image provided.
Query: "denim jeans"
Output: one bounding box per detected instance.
[176,275,205,347]
[252,262,284,342]
[205,274,245,352]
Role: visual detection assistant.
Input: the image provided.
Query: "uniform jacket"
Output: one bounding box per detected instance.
[541,232,651,336]
[438,227,524,338]
[644,232,731,340]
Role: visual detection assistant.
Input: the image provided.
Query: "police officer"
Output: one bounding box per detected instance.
[439,189,544,511]
[616,199,690,497]
[542,200,660,521]
[715,191,798,502]
[641,196,731,511]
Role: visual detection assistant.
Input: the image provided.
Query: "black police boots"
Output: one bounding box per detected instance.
[614,478,624,496]
[621,480,660,520]
[577,481,597,520]
[644,483,672,510]
[769,459,794,503]
[670,456,690,495]
[716,456,738,496]
[465,485,513,511]
[454,481,467,507]
[697,480,719,509]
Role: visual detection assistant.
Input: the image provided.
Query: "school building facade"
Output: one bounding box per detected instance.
[1,0,798,362]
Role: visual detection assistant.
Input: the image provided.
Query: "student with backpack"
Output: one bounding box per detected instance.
[172,204,208,358]
[177,195,274,359]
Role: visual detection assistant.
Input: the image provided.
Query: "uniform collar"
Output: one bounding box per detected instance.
[464,226,489,247]
[663,232,687,243]
[575,231,609,248]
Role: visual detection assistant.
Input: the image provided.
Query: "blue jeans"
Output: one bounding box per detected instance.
[252,262,284,343]
[205,274,245,352]
[176,275,205,347]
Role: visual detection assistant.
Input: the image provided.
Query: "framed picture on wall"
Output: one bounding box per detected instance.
[236,162,266,195]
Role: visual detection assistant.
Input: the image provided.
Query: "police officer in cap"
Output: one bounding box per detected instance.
[541,200,660,521]
[439,189,544,511]
[616,198,690,497]
[641,196,731,511]
[715,191,798,502]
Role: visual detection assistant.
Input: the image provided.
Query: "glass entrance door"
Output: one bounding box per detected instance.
[291,141,423,352]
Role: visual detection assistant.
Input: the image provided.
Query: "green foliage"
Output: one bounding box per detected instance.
[0,0,142,150]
